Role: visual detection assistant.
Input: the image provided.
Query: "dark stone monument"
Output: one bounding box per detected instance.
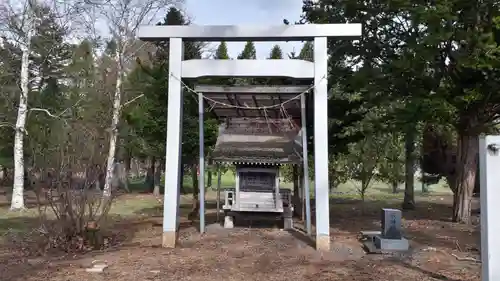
[361,208,409,253]
[381,208,402,239]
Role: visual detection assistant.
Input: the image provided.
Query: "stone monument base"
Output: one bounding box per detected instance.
[363,234,409,253]
[374,235,409,250]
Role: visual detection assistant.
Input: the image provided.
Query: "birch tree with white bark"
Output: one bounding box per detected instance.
[90,0,183,198]
[0,0,89,210]
[0,0,38,210]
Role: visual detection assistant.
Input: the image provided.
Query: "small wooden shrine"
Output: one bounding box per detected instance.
[197,85,309,229]
[212,117,302,228]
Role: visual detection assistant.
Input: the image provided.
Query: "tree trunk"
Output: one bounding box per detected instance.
[207,170,212,188]
[473,161,480,197]
[124,153,131,185]
[180,164,185,194]
[392,181,398,194]
[360,179,367,214]
[0,165,5,185]
[292,165,300,217]
[188,163,199,221]
[11,17,34,211]
[450,133,478,224]
[360,179,367,202]
[115,162,129,192]
[402,131,416,210]
[146,156,156,193]
[153,161,162,196]
[103,50,123,198]
[420,146,429,194]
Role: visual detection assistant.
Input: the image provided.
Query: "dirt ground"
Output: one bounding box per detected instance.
[0,192,481,281]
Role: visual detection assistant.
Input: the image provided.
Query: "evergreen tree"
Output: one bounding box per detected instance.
[298,41,313,61]
[30,4,72,92]
[237,41,257,59]
[0,41,20,168]
[214,41,230,59]
[212,41,232,85]
[126,7,218,200]
[303,0,500,222]
[235,41,257,85]
[265,45,285,85]
[268,44,283,59]
[24,3,74,169]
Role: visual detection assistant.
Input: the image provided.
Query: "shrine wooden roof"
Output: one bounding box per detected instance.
[211,118,303,165]
[195,85,310,119]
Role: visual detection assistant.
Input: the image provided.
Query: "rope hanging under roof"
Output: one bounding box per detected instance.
[169,73,325,133]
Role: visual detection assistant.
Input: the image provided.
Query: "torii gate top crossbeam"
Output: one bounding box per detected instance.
[138,23,362,42]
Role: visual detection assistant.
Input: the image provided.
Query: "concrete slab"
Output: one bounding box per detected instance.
[374,235,409,251]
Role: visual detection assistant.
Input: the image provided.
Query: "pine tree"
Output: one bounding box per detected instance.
[268,44,283,59]
[298,41,313,61]
[214,41,230,60]
[265,45,285,85]
[212,41,232,85]
[237,41,257,59]
[235,41,257,85]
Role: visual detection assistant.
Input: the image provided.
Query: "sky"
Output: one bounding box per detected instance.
[184,0,306,59]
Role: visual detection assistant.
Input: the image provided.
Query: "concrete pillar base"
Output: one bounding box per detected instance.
[316,234,330,251]
[162,231,177,248]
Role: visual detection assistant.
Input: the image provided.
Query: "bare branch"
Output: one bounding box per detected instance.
[28,97,84,122]
[0,122,16,129]
[121,94,144,108]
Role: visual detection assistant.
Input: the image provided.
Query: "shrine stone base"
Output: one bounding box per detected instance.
[162,231,177,248]
[361,233,410,253]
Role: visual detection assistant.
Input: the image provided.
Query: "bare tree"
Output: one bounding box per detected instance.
[0,0,37,210]
[90,0,183,197]
[0,0,92,210]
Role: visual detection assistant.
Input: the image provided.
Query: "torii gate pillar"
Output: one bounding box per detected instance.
[138,24,362,251]
[479,136,500,281]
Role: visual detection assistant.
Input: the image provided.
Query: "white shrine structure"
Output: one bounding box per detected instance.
[137,23,500,281]
[138,23,362,251]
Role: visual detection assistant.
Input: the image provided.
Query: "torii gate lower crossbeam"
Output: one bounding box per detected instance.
[138,23,362,251]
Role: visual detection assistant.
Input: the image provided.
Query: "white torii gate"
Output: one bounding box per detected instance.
[479,136,500,281]
[138,23,362,251]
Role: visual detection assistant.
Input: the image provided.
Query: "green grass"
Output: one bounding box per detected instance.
[182,171,237,190]
[128,171,238,193]
[0,171,452,238]
[328,178,451,201]
[128,170,451,203]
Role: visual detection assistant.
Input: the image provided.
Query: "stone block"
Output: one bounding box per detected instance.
[374,235,409,251]
[381,208,402,239]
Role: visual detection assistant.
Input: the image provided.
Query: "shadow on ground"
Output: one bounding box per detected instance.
[135,195,479,252]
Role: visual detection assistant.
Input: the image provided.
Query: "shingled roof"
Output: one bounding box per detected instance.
[211,118,303,165]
